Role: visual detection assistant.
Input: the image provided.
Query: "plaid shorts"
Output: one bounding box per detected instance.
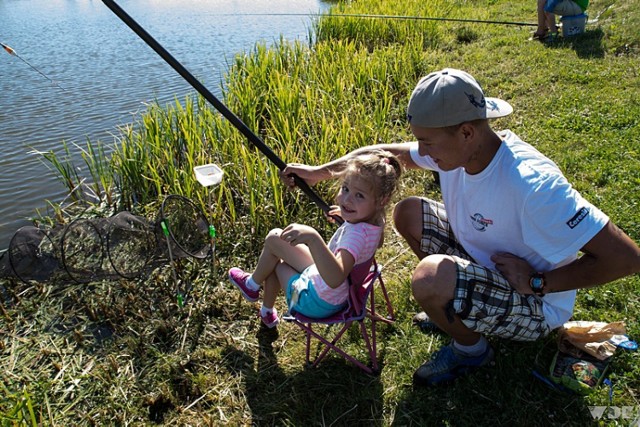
[420,199,551,341]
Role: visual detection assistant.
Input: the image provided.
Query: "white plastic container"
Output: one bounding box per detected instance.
[194,164,224,187]
[560,13,587,37]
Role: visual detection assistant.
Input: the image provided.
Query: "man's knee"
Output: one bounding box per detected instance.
[411,255,457,303]
[393,197,422,238]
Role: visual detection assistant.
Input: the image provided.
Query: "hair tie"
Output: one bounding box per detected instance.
[382,158,390,164]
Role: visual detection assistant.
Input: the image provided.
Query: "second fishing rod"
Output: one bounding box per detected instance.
[216,12,538,27]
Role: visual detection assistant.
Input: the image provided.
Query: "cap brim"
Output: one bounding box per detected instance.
[485,97,513,119]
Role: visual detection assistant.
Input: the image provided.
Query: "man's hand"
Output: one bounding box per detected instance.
[490,252,535,294]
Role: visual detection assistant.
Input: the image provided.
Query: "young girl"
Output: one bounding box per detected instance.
[228,149,402,328]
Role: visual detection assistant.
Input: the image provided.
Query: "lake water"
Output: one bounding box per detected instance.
[0,0,328,250]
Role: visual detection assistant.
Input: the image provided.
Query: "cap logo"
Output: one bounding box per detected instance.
[487,99,500,112]
[465,92,486,109]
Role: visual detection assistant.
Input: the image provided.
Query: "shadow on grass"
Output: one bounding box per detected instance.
[221,325,386,426]
[544,28,605,58]
[390,339,604,426]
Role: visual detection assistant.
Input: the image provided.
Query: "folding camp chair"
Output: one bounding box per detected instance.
[284,258,394,374]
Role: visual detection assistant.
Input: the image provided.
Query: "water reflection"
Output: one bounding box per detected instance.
[0,0,327,249]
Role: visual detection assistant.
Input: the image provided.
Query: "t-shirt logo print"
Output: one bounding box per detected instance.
[470,213,493,232]
[567,207,589,229]
[465,92,486,109]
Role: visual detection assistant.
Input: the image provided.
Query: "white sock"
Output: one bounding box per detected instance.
[246,275,260,291]
[260,305,274,316]
[453,336,488,356]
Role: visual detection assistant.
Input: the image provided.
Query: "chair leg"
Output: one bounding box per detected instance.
[300,321,375,374]
[305,326,312,365]
[288,267,395,375]
[377,275,395,321]
[312,325,350,367]
[367,276,394,325]
[359,320,378,372]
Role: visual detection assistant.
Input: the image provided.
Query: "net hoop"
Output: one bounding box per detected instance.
[60,218,105,283]
[159,194,211,260]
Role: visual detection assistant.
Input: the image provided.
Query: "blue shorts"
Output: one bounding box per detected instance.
[544,0,583,15]
[286,274,346,319]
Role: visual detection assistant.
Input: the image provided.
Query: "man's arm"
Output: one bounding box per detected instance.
[546,221,640,293]
[492,221,640,294]
[281,142,420,188]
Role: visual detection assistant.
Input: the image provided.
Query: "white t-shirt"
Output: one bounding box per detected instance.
[303,221,382,305]
[409,129,609,329]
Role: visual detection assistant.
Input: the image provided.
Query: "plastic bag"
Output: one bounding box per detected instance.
[557,321,626,361]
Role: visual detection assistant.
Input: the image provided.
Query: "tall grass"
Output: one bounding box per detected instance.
[317,0,455,49]
[38,36,429,247]
[8,0,640,425]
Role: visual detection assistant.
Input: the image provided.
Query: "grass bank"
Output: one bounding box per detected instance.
[1,0,639,425]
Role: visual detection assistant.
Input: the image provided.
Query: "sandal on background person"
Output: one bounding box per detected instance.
[531,29,549,40]
[530,29,558,42]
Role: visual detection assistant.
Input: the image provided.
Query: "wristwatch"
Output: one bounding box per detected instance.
[529,272,546,296]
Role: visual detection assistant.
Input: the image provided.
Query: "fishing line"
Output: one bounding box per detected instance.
[101,0,336,220]
[1,42,66,91]
[218,12,538,27]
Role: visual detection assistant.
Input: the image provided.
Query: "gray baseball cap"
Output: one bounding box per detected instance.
[406,68,513,128]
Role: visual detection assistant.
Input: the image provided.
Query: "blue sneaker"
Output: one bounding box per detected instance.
[413,342,494,386]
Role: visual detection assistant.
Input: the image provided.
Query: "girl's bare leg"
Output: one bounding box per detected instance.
[262,271,281,309]
[252,228,313,284]
[263,256,307,309]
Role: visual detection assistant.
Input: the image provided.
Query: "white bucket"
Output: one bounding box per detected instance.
[560,13,587,37]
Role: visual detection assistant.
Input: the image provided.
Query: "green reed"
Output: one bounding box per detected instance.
[36,141,82,202]
[42,35,430,243]
[317,0,459,49]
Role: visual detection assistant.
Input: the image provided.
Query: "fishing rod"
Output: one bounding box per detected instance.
[221,12,538,27]
[101,0,335,218]
[1,42,66,91]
